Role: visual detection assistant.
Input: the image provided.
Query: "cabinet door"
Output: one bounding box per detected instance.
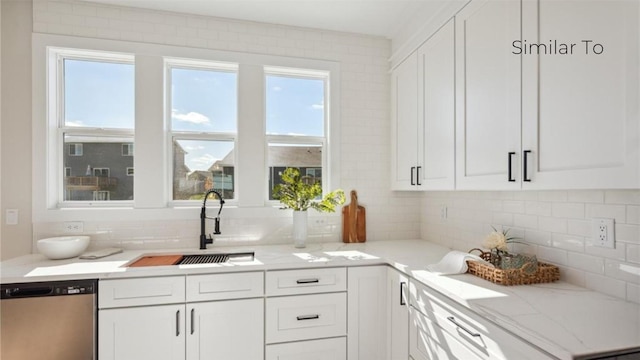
[187,298,263,360]
[347,266,388,360]
[455,0,522,189]
[99,304,185,360]
[391,51,420,190]
[418,18,456,190]
[387,268,409,360]
[521,0,639,189]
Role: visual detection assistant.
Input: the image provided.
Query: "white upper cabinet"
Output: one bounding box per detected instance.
[418,18,456,190]
[455,0,522,190]
[391,51,420,190]
[521,0,639,189]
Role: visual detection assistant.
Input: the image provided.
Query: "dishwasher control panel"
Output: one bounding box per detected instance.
[1,279,96,299]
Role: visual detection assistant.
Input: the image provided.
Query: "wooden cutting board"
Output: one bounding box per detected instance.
[342,190,366,243]
[128,255,183,267]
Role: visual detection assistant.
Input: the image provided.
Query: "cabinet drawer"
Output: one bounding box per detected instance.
[186,271,263,302]
[99,276,185,308]
[265,337,346,360]
[266,293,347,344]
[410,281,554,359]
[410,308,481,360]
[266,267,346,296]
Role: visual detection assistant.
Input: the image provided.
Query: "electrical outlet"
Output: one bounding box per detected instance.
[64,221,84,233]
[440,205,448,220]
[5,209,18,225]
[592,218,615,249]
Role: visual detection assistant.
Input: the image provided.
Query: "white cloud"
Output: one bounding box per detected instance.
[311,101,324,110]
[172,110,210,124]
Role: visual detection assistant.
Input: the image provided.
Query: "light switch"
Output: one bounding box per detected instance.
[6,209,18,225]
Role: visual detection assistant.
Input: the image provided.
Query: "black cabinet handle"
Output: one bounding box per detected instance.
[190,308,195,334]
[508,152,516,182]
[416,166,422,186]
[296,314,320,321]
[296,278,319,284]
[523,150,532,182]
[400,282,407,306]
[410,167,416,185]
[176,310,180,337]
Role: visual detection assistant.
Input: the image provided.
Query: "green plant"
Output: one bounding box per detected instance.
[273,167,345,212]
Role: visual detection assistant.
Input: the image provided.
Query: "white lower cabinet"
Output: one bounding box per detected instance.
[387,267,409,360]
[187,298,263,360]
[265,337,347,360]
[99,304,186,360]
[347,266,388,360]
[98,273,264,360]
[265,267,347,358]
[409,280,555,360]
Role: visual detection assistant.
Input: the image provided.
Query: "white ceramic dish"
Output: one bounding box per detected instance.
[37,236,91,260]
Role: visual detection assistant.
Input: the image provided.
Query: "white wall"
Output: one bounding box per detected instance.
[11,0,422,254]
[422,190,640,303]
[1,0,33,260]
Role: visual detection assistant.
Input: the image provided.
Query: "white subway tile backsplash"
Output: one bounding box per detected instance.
[585,273,627,299]
[615,224,640,244]
[605,190,640,205]
[538,216,568,233]
[584,241,626,261]
[567,219,591,237]
[537,245,568,265]
[567,190,604,203]
[551,233,585,252]
[627,244,640,264]
[585,204,626,223]
[628,206,640,225]
[513,214,538,229]
[564,247,604,273]
[604,260,640,284]
[503,200,526,214]
[538,191,568,202]
[551,202,585,219]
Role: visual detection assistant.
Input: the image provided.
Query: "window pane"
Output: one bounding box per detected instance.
[171,68,237,132]
[267,143,322,200]
[266,75,325,136]
[63,135,134,201]
[64,59,134,129]
[173,139,235,200]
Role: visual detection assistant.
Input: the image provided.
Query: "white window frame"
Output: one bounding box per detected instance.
[264,67,330,204]
[64,167,72,176]
[33,34,340,223]
[49,47,135,208]
[165,58,239,206]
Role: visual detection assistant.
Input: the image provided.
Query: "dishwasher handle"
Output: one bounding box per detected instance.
[4,286,54,298]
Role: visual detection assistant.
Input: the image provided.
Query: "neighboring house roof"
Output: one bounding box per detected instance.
[188,170,212,180]
[208,146,321,170]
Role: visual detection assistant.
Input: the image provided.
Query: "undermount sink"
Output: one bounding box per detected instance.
[127,251,255,267]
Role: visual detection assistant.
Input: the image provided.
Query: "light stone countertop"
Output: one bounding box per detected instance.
[1,239,639,359]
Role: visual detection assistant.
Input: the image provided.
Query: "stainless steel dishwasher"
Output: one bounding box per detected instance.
[1,279,97,360]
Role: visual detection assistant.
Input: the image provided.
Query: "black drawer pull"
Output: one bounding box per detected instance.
[296,278,320,284]
[410,167,416,185]
[176,310,180,337]
[400,282,407,306]
[296,314,320,321]
[190,308,195,335]
[447,316,480,337]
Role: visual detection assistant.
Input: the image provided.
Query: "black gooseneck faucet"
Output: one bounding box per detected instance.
[200,189,224,250]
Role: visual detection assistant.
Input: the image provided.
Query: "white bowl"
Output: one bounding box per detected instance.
[37,236,90,260]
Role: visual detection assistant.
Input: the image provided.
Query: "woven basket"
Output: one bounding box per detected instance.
[466,248,560,286]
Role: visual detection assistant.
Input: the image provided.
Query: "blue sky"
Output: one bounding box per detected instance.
[64,59,325,171]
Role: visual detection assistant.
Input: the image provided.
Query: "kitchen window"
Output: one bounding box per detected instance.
[57,50,135,204]
[36,35,340,219]
[167,59,238,202]
[265,67,328,201]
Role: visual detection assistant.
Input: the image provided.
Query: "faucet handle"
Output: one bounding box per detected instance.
[214,217,221,235]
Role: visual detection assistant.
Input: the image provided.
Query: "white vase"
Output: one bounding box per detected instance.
[292,210,308,248]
